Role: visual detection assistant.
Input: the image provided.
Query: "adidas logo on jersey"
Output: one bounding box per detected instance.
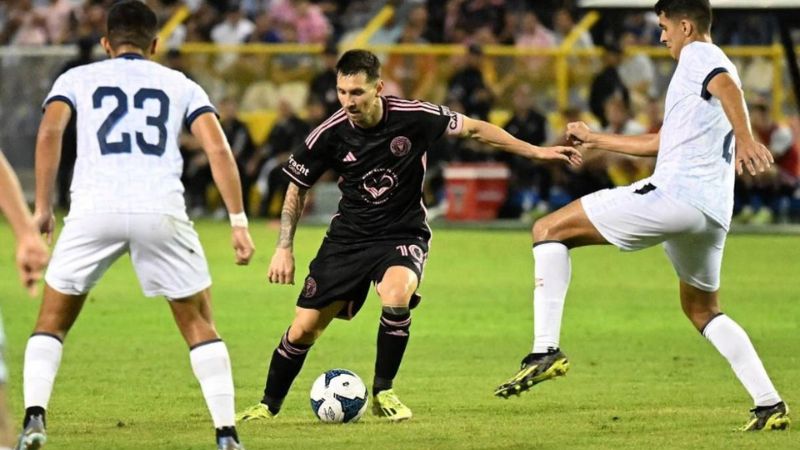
[343,152,357,162]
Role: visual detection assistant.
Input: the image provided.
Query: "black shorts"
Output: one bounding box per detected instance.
[297,238,429,320]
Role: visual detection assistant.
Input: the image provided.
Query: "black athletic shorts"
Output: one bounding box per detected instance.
[296,238,429,320]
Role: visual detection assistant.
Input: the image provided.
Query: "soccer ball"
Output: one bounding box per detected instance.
[309,369,368,423]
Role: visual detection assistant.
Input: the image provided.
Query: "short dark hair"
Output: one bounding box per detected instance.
[654,0,712,33]
[106,0,158,51]
[335,49,380,82]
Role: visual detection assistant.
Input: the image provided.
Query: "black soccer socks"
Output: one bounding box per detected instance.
[262,331,312,414]
[373,308,411,396]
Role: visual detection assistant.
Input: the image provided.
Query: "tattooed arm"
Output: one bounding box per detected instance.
[268,183,309,284]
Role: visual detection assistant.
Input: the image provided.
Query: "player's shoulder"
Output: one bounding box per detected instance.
[57,59,106,80]
[305,108,348,150]
[680,41,729,65]
[385,96,446,116]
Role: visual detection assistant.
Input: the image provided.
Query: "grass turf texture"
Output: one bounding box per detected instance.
[0,220,796,449]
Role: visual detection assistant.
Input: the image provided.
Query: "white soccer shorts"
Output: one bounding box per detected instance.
[45,213,212,299]
[581,179,726,292]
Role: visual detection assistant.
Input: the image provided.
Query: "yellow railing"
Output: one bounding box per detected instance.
[156,5,190,50]
[159,8,794,120]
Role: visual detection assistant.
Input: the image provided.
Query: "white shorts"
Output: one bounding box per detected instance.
[45,213,212,299]
[581,180,726,292]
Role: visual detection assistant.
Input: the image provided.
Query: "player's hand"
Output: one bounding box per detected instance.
[33,208,56,245]
[16,230,50,296]
[268,247,295,285]
[231,227,255,265]
[735,138,773,176]
[533,145,582,167]
[566,121,592,146]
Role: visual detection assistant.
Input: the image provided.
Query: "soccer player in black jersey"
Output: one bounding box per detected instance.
[237,49,581,422]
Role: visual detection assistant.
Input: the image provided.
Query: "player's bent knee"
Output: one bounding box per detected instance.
[379,286,413,307]
[533,216,559,242]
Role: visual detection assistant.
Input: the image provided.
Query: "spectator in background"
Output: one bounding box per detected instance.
[644,96,663,134]
[269,22,315,83]
[211,3,255,44]
[309,42,340,116]
[599,96,652,187]
[501,83,551,217]
[73,0,106,45]
[183,4,218,42]
[268,0,331,44]
[255,99,315,218]
[219,97,258,216]
[211,2,255,72]
[460,0,506,37]
[38,0,76,44]
[589,43,629,127]
[0,0,47,45]
[447,44,493,121]
[553,8,593,49]
[163,48,195,80]
[496,9,520,45]
[249,13,282,43]
[553,106,611,200]
[735,99,800,224]
[383,24,437,100]
[618,31,657,110]
[515,10,556,75]
[54,36,96,210]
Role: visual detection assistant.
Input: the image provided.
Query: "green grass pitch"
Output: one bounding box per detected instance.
[1,220,796,449]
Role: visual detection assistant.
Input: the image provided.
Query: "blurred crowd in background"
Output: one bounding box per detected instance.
[1,0,798,223]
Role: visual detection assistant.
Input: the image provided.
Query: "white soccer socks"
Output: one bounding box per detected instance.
[702,314,782,407]
[190,340,236,428]
[532,242,571,354]
[23,334,63,410]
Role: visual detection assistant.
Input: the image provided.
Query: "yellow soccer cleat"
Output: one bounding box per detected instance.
[739,401,790,431]
[372,389,413,422]
[235,403,275,423]
[494,348,569,398]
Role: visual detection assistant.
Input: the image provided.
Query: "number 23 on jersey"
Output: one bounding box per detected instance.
[93,86,170,156]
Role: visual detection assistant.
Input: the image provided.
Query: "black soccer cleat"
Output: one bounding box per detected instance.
[739,401,790,431]
[494,348,569,398]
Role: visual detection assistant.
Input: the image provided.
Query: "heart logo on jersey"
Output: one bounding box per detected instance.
[361,168,399,205]
[390,136,412,157]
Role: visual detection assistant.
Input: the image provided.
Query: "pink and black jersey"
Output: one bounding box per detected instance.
[282,96,464,243]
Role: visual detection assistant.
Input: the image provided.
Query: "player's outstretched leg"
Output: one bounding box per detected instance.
[170,290,243,449]
[237,302,341,423]
[236,330,312,422]
[494,348,570,398]
[18,286,87,450]
[740,401,791,431]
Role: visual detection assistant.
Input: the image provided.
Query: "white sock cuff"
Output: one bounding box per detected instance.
[190,340,231,380]
[532,240,568,257]
[700,313,726,338]
[28,333,63,348]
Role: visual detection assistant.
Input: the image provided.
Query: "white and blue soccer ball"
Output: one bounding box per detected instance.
[310,369,368,423]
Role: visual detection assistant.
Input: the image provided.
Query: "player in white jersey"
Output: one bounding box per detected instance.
[0,150,50,450]
[15,2,254,450]
[495,0,790,431]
